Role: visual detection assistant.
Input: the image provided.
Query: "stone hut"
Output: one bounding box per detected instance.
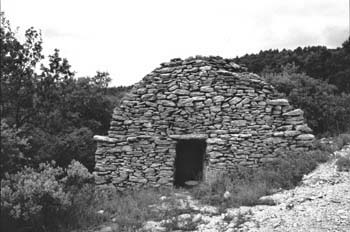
[94,56,315,190]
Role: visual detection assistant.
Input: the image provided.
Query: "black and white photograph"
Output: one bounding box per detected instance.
[1,0,349,231]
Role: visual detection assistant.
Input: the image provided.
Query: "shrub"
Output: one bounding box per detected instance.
[336,156,350,172]
[63,160,94,190]
[333,134,350,150]
[314,133,350,153]
[0,160,96,232]
[264,149,329,188]
[0,163,70,231]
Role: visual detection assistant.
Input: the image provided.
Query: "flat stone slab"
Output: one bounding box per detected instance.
[268,99,290,106]
[169,134,208,140]
[296,134,315,140]
[93,135,118,143]
[283,109,304,116]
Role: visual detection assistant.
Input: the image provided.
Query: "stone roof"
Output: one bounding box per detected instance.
[137,56,266,88]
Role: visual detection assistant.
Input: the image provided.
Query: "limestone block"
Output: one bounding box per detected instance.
[159,100,176,107]
[178,98,194,107]
[295,124,313,133]
[209,151,224,158]
[93,135,118,143]
[268,99,289,106]
[231,120,247,127]
[213,95,225,103]
[296,134,315,140]
[273,132,284,137]
[173,89,190,95]
[200,86,214,92]
[141,93,156,101]
[284,130,301,137]
[207,138,225,145]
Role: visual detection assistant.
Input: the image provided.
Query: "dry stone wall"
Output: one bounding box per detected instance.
[94,56,315,190]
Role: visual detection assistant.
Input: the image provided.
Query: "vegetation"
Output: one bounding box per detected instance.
[233,39,350,93]
[1,160,92,231]
[191,134,350,209]
[336,156,350,172]
[0,162,173,232]
[0,13,130,176]
[191,148,330,209]
[264,64,350,135]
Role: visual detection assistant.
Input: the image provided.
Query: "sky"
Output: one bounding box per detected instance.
[2,0,349,86]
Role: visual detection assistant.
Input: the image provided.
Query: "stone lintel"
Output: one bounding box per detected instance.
[169,134,208,140]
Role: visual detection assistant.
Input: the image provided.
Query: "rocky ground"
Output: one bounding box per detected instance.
[140,145,350,232]
[95,145,350,232]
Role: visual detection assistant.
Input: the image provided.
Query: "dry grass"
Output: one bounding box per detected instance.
[191,148,331,209]
[62,186,172,231]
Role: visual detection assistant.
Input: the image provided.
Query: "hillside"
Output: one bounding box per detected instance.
[233,40,350,93]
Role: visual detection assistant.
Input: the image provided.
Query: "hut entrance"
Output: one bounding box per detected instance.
[174,139,206,187]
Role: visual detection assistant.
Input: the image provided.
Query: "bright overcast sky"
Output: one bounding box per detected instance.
[2,0,349,86]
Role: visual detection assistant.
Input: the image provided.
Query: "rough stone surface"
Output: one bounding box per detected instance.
[94,56,315,189]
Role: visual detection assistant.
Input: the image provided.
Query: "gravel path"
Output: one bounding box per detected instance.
[246,146,350,232]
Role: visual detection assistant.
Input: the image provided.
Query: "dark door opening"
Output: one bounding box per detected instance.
[174,139,206,187]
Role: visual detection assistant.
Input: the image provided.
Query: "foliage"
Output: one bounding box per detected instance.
[264,65,350,135]
[0,13,43,127]
[335,156,350,172]
[0,120,30,176]
[0,163,70,231]
[233,38,350,93]
[0,14,128,171]
[0,160,95,232]
[191,148,330,209]
[332,134,350,150]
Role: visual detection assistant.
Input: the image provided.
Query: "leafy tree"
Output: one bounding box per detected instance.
[1,14,125,171]
[265,65,350,135]
[0,120,30,176]
[1,13,43,127]
[234,38,350,93]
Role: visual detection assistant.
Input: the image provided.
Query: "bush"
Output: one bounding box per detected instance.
[63,160,94,189]
[0,160,94,232]
[0,163,70,231]
[0,161,168,232]
[314,133,350,153]
[336,156,350,172]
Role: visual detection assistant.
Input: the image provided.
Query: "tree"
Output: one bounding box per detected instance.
[233,39,350,93]
[1,13,43,127]
[0,120,30,176]
[264,65,350,135]
[1,14,124,171]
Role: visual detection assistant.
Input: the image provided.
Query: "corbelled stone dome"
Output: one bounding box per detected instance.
[94,56,314,189]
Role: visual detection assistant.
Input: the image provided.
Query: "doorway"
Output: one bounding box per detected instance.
[174,139,206,187]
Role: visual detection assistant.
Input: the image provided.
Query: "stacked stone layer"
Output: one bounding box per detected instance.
[94,56,314,189]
